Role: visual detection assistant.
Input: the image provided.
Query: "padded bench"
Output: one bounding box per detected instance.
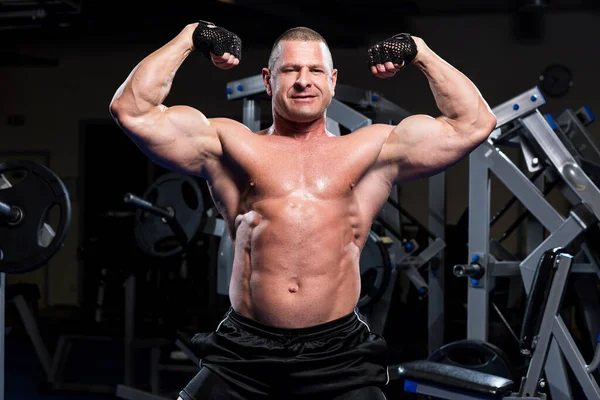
[398,360,515,398]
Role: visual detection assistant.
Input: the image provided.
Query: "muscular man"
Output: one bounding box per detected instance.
[109,21,496,400]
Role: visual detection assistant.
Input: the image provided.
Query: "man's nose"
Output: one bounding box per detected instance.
[294,67,312,88]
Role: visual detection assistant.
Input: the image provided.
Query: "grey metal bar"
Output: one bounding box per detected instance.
[201,216,225,237]
[327,98,371,132]
[557,109,600,165]
[49,335,68,381]
[0,176,9,190]
[485,142,565,233]
[519,214,585,291]
[325,117,340,136]
[335,83,406,122]
[52,339,73,388]
[467,145,492,341]
[406,239,445,267]
[544,340,573,400]
[0,201,18,222]
[526,172,546,261]
[402,266,428,294]
[491,87,546,128]
[242,98,261,132]
[522,110,600,219]
[333,84,377,108]
[553,316,600,398]
[124,274,135,386]
[226,74,264,100]
[571,263,600,273]
[428,172,446,353]
[489,261,521,277]
[586,340,600,373]
[12,294,52,375]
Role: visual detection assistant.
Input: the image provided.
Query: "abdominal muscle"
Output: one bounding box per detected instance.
[228,197,363,328]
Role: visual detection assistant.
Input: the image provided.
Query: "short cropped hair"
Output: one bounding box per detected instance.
[268,27,333,72]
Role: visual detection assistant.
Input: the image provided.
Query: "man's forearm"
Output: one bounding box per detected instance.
[111,23,198,118]
[413,38,491,128]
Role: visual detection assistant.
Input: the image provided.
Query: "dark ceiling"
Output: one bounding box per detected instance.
[1,0,599,49]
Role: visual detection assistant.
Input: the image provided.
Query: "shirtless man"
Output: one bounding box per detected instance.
[109,21,496,400]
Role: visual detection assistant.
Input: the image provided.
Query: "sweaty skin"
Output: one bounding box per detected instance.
[213,126,392,328]
[109,23,496,329]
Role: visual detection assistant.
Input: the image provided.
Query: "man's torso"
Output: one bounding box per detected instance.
[204,124,394,328]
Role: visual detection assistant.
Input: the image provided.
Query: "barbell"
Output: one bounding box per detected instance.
[0,160,71,274]
[124,172,205,258]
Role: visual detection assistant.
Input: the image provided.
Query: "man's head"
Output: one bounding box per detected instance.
[262,27,338,124]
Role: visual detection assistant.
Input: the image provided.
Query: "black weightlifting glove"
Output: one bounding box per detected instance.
[367,33,417,68]
[192,20,242,61]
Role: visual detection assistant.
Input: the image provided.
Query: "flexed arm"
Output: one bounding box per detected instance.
[108,21,243,177]
[369,34,497,183]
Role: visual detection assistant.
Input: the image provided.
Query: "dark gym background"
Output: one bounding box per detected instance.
[2,0,600,398]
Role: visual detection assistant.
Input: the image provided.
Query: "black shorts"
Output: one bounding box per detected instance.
[179,307,390,399]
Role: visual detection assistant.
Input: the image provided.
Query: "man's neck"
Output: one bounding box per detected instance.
[269,113,329,139]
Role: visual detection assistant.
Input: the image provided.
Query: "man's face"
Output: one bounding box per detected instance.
[263,40,338,123]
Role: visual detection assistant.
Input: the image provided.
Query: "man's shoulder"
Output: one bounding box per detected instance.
[347,123,394,142]
[209,117,248,129]
[210,117,255,135]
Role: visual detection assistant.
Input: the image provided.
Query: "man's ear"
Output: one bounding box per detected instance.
[262,68,272,96]
[331,69,338,96]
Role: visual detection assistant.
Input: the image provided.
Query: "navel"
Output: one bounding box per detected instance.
[288,285,298,294]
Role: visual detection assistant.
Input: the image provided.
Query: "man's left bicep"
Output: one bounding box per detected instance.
[387,114,484,182]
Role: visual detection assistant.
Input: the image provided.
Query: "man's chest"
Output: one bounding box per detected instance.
[231,138,378,199]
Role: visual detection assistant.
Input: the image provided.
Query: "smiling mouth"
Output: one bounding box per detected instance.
[291,96,316,99]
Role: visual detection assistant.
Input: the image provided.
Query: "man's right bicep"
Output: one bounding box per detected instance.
[116,104,224,176]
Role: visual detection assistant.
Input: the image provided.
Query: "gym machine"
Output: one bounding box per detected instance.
[224,74,447,337]
[0,160,72,400]
[396,86,600,399]
[399,247,600,399]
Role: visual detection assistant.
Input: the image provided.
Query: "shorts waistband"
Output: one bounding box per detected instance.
[222,307,365,341]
